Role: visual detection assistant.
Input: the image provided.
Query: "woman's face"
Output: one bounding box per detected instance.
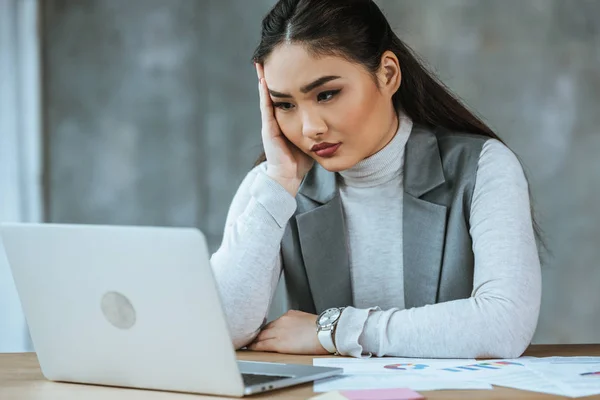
[263,43,401,172]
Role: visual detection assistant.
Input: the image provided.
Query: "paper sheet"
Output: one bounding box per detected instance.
[314,357,477,376]
[309,389,425,400]
[481,368,567,396]
[520,357,600,398]
[435,358,530,380]
[314,375,493,392]
[313,357,492,392]
[341,388,424,400]
[313,356,600,397]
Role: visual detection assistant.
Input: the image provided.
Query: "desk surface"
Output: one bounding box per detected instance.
[1,345,599,400]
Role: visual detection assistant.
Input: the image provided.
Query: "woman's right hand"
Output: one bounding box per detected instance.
[256,63,314,197]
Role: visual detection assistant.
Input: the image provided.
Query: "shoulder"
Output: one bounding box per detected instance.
[476,139,529,190]
[432,128,524,181]
[427,127,492,180]
[479,139,522,167]
[433,128,522,172]
[434,129,489,161]
[423,127,528,196]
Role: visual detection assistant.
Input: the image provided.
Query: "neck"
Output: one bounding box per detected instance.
[365,109,400,159]
[339,112,413,188]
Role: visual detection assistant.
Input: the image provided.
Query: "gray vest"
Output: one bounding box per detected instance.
[280,124,488,314]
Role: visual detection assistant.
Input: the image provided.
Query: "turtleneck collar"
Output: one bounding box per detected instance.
[339,113,413,188]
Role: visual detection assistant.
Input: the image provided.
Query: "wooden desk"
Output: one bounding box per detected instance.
[1,345,599,399]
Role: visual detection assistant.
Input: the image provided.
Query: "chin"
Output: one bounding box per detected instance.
[315,156,357,173]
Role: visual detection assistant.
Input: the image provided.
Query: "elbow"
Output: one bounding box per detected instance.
[487,335,531,359]
[476,299,540,359]
[501,315,539,359]
[232,332,257,350]
[226,317,266,350]
[472,328,532,360]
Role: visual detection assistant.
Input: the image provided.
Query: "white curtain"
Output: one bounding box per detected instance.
[0,0,42,352]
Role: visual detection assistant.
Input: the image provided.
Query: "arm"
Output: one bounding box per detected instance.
[335,139,542,358]
[210,163,297,349]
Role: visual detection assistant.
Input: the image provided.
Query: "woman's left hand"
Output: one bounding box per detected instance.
[247,310,330,355]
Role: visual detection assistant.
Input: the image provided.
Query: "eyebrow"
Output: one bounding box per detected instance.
[268,75,341,98]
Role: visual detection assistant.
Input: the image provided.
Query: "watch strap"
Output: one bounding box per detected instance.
[317,328,337,353]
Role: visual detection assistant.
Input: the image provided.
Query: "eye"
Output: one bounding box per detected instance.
[273,102,295,111]
[317,89,341,103]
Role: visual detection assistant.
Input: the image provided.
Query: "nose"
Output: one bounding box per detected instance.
[301,108,327,139]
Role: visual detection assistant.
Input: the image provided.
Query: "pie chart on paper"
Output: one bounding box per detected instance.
[383,363,429,371]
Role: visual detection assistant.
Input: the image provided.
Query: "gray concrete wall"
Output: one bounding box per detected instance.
[43,0,600,344]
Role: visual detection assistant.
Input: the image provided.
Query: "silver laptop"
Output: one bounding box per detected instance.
[0,223,342,397]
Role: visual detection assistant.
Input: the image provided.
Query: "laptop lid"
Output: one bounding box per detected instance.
[0,223,246,397]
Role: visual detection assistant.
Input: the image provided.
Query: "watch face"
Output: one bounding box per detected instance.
[319,308,341,327]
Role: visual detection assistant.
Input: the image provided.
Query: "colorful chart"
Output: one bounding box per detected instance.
[384,363,429,371]
[581,371,600,377]
[442,361,523,373]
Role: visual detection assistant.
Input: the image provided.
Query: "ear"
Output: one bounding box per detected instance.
[376,50,401,97]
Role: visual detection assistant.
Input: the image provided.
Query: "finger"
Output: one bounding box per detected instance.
[258,77,275,121]
[255,328,277,343]
[255,63,274,117]
[260,321,274,331]
[255,62,264,81]
[248,338,279,353]
[261,317,282,330]
[258,83,278,144]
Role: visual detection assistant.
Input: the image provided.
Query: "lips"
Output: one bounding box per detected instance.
[311,142,341,157]
[311,142,339,152]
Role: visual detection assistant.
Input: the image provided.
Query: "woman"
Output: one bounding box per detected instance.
[210,0,541,359]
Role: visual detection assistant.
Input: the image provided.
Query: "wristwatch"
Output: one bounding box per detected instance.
[316,307,345,354]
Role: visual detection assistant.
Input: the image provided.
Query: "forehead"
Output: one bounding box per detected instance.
[263,43,365,91]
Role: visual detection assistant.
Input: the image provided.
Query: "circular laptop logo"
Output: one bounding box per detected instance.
[101,291,136,329]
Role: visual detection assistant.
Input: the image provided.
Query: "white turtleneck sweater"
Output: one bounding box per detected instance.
[210,115,541,358]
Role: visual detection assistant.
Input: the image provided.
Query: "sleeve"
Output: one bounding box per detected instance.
[334,139,542,358]
[210,162,298,349]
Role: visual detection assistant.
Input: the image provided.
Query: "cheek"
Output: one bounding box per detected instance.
[329,89,379,141]
[275,114,304,146]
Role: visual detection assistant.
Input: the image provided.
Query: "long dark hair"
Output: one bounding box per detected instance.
[251,0,545,249]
